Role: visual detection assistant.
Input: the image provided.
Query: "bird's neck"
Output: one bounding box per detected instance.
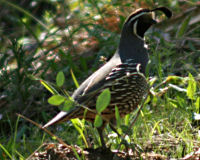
[117,32,149,74]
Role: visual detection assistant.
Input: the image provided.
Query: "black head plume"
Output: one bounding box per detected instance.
[151,7,172,19]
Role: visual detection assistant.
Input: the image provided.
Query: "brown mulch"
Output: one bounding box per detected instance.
[29,143,169,160]
[28,133,200,160]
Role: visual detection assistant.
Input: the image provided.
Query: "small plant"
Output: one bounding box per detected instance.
[94,88,111,128]
[42,70,113,147]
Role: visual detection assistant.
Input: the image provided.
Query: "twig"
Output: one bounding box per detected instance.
[16,113,72,148]
[26,143,46,160]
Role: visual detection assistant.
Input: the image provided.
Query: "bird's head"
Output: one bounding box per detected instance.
[118,7,172,73]
[122,7,172,40]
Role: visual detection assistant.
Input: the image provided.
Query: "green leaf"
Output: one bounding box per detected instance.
[176,16,191,38]
[56,71,65,87]
[69,0,79,11]
[115,106,121,128]
[169,98,178,108]
[96,89,111,113]
[187,73,196,100]
[144,95,151,105]
[94,115,103,128]
[40,80,58,95]
[48,95,66,106]
[62,99,75,112]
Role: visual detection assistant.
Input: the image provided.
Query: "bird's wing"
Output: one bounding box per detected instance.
[72,54,121,102]
[73,59,142,105]
[43,60,142,128]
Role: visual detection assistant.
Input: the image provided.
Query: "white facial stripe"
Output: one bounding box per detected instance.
[133,19,144,40]
[133,20,138,36]
[127,12,147,25]
[128,12,148,40]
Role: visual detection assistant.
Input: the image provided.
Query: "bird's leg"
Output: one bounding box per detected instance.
[109,123,121,137]
[97,126,106,148]
[109,123,129,152]
[109,122,138,154]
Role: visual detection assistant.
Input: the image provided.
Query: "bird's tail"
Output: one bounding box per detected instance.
[43,111,70,128]
[43,106,86,128]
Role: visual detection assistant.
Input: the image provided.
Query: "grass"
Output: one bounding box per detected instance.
[0,0,200,159]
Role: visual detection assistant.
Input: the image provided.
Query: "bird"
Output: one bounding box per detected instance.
[43,7,172,147]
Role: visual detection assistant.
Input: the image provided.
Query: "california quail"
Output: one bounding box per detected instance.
[43,7,172,147]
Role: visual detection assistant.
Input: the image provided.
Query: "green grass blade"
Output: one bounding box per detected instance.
[195,97,200,113]
[71,119,88,147]
[187,73,196,100]
[71,146,81,160]
[0,143,12,159]
[176,16,191,38]
[70,69,79,88]
[15,150,24,159]
[40,80,59,95]
[1,0,48,29]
